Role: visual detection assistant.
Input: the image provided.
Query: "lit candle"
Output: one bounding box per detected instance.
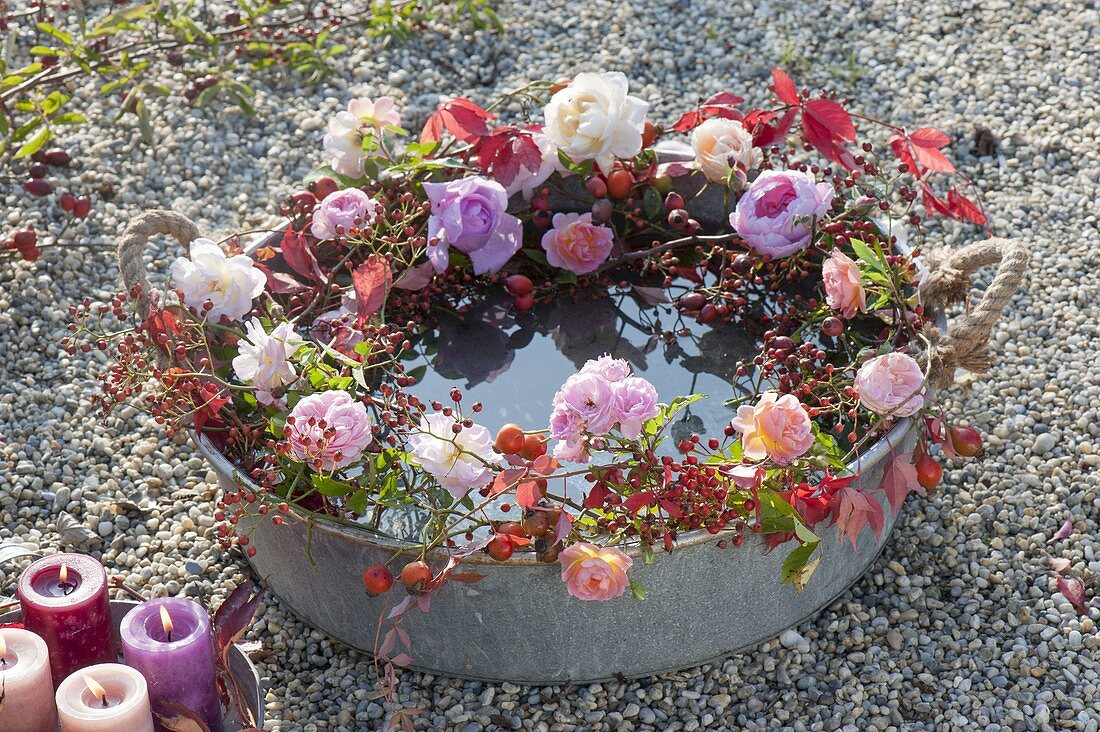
[55,663,155,732]
[16,553,117,685]
[120,598,223,732]
[0,628,59,732]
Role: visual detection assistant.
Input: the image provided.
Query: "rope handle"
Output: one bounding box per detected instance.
[117,210,201,320]
[919,237,1029,391]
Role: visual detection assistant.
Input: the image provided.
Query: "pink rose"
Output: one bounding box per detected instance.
[822,248,867,318]
[552,372,617,435]
[424,176,522,275]
[730,391,813,465]
[541,212,615,275]
[612,377,660,439]
[552,437,590,464]
[285,391,373,471]
[559,543,633,601]
[579,354,632,383]
[730,169,835,258]
[854,352,925,417]
[311,188,379,240]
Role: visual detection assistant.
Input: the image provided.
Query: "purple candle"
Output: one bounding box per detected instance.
[17,553,117,686]
[119,598,223,732]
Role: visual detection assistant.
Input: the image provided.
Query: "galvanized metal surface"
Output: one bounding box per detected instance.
[0,599,265,729]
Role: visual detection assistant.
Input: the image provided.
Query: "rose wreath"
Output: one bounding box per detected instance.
[71,69,1020,616]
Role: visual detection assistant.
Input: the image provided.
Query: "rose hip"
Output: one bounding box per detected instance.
[361,564,394,596]
[506,274,533,296]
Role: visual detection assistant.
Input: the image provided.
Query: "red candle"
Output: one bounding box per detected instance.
[17,553,117,685]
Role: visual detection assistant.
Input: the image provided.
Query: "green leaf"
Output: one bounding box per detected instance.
[629,576,646,601]
[311,474,352,497]
[52,112,87,125]
[522,248,549,266]
[346,488,368,515]
[642,186,663,218]
[36,22,74,46]
[135,99,153,145]
[14,125,50,159]
[849,238,885,273]
[88,3,156,39]
[780,541,821,592]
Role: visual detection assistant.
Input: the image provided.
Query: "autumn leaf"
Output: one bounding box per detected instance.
[584,482,611,509]
[946,187,987,224]
[473,127,543,187]
[803,98,856,142]
[420,97,494,145]
[515,480,543,509]
[280,225,324,283]
[393,261,434,291]
[879,453,924,514]
[832,485,885,549]
[351,254,392,323]
[1056,576,1089,615]
[771,68,799,105]
[623,491,654,514]
[670,92,745,133]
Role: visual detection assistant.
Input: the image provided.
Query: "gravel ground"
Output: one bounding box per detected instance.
[2,1,1099,730]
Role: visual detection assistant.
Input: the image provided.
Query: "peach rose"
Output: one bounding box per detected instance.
[854,352,925,417]
[558,542,633,601]
[822,248,867,318]
[541,212,615,275]
[730,391,813,465]
[690,117,762,184]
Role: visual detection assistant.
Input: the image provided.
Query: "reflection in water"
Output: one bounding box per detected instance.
[360,285,768,539]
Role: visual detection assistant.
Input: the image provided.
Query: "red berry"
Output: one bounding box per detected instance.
[521,509,550,538]
[43,149,71,167]
[494,423,526,455]
[310,177,338,199]
[497,522,526,538]
[12,229,37,249]
[641,121,659,149]
[697,304,719,324]
[59,192,76,212]
[28,163,48,179]
[590,198,613,224]
[606,169,633,199]
[519,434,546,460]
[948,426,983,457]
[361,564,394,596]
[487,535,514,561]
[399,560,431,591]
[513,293,535,312]
[506,274,533,296]
[821,317,843,337]
[668,208,689,228]
[23,179,52,197]
[664,192,685,211]
[72,197,92,218]
[681,292,706,312]
[584,176,608,199]
[914,451,943,489]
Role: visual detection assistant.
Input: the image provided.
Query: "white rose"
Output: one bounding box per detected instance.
[543,72,649,174]
[690,118,762,184]
[406,412,500,500]
[322,96,402,178]
[232,319,303,405]
[169,238,266,321]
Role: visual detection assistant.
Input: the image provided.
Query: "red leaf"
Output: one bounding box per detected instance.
[448,572,486,584]
[751,108,797,148]
[420,97,494,145]
[771,68,800,105]
[490,468,526,497]
[670,110,703,134]
[672,92,746,132]
[551,510,574,545]
[213,583,265,661]
[921,183,953,217]
[909,127,951,148]
[946,188,987,224]
[659,499,683,519]
[351,254,392,324]
[623,491,654,514]
[515,481,542,509]
[280,226,324,283]
[889,132,920,176]
[879,453,924,514]
[833,486,885,549]
[474,127,543,188]
[394,261,434,291]
[801,113,851,167]
[803,98,856,142]
[584,482,611,509]
[906,127,955,173]
[1056,576,1089,615]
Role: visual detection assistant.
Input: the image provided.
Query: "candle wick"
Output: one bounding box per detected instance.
[62,583,75,596]
[1,656,6,667]
[101,695,109,709]
[167,631,172,642]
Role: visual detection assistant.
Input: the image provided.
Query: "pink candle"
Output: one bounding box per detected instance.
[0,628,58,732]
[55,663,155,732]
[16,553,117,685]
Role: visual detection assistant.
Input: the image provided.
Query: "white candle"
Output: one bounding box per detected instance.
[0,628,58,732]
[55,662,155,732]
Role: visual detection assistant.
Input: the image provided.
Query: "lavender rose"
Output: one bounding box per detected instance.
[311,188,379,240]
[423,176,522,275]
[730,170,835,258]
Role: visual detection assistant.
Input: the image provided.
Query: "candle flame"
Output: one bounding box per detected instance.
[84,675,108,705]
[0,633,6,660]
[59,562,68,584]
[160,605,174,637]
